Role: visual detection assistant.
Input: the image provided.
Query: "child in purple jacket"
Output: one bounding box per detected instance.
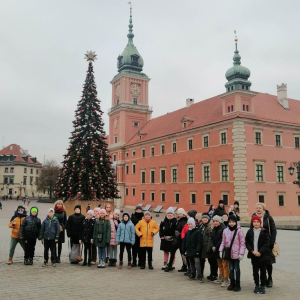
[219,214,245,292]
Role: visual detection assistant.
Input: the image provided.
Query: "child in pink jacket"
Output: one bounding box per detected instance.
[219,214,245,292]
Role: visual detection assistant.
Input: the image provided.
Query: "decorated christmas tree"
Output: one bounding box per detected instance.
[54,51,119,201]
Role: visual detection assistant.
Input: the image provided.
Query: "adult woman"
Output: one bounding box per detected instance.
[228,201,240,221]
[208,205,215,218]
[53,200,67,263]
[252,202,277,288]
[212,200,226,217]
[66,205,85,247]
[105,203,113,263]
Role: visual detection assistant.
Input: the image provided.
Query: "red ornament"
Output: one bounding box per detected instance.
[92,162,94,164]
[68,184,70,187]
[78,121,80,124]
[83,142,85,145]
[76,156,79,158]
[89,185,92,187]
[81,162,83,165]
[79,177,81,180]
[57,192,59,195]
[91,192,94,194]
[92,149,95,152]
[93,110,96,113]
[72,169,75,172]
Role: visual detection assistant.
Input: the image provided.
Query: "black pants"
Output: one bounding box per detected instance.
[55,242,62,259]
[44,240,56,263]
[24,239,36,259]
[120,242,132,262]
[188,256,201,277]
[266,264,272,278]
[168,242,184,267]
[208,257,218,277]
[84,242,92,263]
[91,243,97,262]
[140,247,153,264]
[251,257,266,286]
[132,238,141,263]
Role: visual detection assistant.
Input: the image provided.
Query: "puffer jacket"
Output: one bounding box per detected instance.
[18,207,41,239]
[210,223,226,258]
[109,217,120,246]
[182,227,202,257]
[172,216,187,248]
[66,213,85,244]
[135,218,159,247]
[93,217,111,248]
[39,216,60,241]
[8,207,27,238]
[116,220,135,244]
[219,225,246,259]
[80,218,95,243]
[159,216,177,252]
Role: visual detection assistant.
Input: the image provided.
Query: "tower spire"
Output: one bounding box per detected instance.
[127,3,134,45]
[233,31,241,66]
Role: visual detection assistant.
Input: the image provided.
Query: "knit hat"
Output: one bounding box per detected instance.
[187,210,197,219]
[201,213,211,221]
[17,205,25,212]
[212,215,224,223]
[166,207,175,215]
[31,207,38,214]
[228,214,237,223]
[219,199,224,204]
[251,216,262,225]
[187,217,195,227]
[48,208,54,213]
[122,212,130,219]
[144,211,151,217]
[87,210,94,216]
[99,209,107,215]
[177,208,186,215]
[113,209,120,215]
[94,207,101,213]
[234,201,240,206]
[74,205,81,211]
[135,205,143,211]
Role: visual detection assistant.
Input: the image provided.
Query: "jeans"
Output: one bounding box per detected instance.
[140,247,153,264]
[188,256,201,277]
[9,238,25,258]
[119,242,132,262]
[24,239,37,259]
[229,259,241,281]
[217,259,229,278]
[44,240,56,263]
[55,242,63,259]
[84,242,92,263]
[98,247,106,260]
[109,245,118,260]
[252,257,266,286]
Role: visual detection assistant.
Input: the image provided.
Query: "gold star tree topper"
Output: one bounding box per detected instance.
[85,51,97,62]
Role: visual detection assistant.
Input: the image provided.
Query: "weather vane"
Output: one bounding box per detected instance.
[85,51,97,62]
[234,30,238,42]
[128,1,132,9]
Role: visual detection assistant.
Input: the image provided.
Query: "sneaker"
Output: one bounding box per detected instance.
[131,261,137,267]
[221,278,230,287]
[178,266,187,272]
[101,260,106,268]
[260,286,266,294]
[266,277,273,288]
[184,271,191,276]
[97,260,102,268]
[188,274,196,280]
[254,286,260,294]
[214,276,224,284]
[197,276,203,283]
[161,261,167,270]
[207,275,217,282]
[42,262,48,267]
[51,262,56,267]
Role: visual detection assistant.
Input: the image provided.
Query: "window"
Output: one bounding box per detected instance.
[114,135,118,143]
[125,165,129,174]
[222,193,229,206]
[142,148,145,158]
[5,168,8,173]
[172,168,177,183]
[221,164,229,182]
[151,170,155,183]
[116,99,119,105]
[188,138,193,150]
[203,135,209,148]
[203,165,210,182]
[132,187,135,196]
[246,105,249,111]
[36,169,39,175]
[141,171,145,184]
[24,168,27,173]
[205,192,211,205]
[258,194,265,203]
[141,191,145,201]
[183,122,186,128]
[256,164,264,182]
[10,167,14,173]
[161,192,165,202]
[221,132,227,145]
[172,142,177,153]
[161,169,166,183]
[277,165,284,183]
[9,177,14,184]
[231,105,233,112]
[131,56,138,63]
[31,169,33,174]
[133,121,139,127]
[23,177,27,185]
[126,152,129,157]
[278,194,284,206]
[151,147,154,157]
[151,192,155,202]
[125,187,128,196]
[30,177,33,185]
[228,106,230,113]
[175,193,180,203]
[161,144,165,155]
[255,132,262,145]
[133,98,138,105]
[132,150,136,156]
[298,194,300,206]
[191,193,196,204]
[188,167,194,183]
[4,177,8,184]
[295,137,300,149]
[275,134,281,147]
[113,154,116,161]
[243,104,245,111]
[132,164,136,174]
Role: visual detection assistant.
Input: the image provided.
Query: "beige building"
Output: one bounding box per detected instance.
[0,144,42,199]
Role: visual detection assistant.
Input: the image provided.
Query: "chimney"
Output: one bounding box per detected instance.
[186,98,194,108]
[277,83,289,109]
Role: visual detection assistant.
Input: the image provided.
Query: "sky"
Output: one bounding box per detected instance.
[1,0,300,164]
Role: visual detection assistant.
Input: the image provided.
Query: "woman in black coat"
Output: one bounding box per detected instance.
[252,202,277,288]
[54,200,67,263]
[66,205,85,246]
[212,200,226,217]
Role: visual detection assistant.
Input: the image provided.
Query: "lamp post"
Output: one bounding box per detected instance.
[288,162,300,187]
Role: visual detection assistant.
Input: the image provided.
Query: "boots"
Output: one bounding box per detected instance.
[266,277,273,288]
[221,278,230,287]
[97,260,102,268]
[108,259,113,266]
[127,261,132,269]
[24,259,29,265]
[149,262,154,269]
[140,262,145,269]
[207,275,217,281]
[214,275,224,284]
[227,279,235,291]
[131,260,137,267]
[233,280,241,292]
[8,257,13,265]
[82,261,87,266]
[29,258,33,265]
[56,256,61,263]
[112,259,117,267]
[164,263,174,272]
[118,261,123,269]
[178,265,187,272]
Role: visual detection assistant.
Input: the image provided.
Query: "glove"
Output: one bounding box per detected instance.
[151,232,154,236]
[184,252,187,256]
[196,253,200,256]
[212,247,216,253]
[239,255,244,261]
[219,252,223,259]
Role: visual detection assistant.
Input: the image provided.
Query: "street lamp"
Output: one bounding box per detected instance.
[289,162,300,187]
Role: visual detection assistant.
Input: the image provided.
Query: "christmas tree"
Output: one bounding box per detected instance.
[54,51,119,201]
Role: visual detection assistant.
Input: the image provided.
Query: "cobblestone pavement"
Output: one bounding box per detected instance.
[0,200,300,300]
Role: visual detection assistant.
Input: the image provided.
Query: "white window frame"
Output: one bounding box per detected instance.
[254,161,265,182]
[126,152,129,157]
[113,154,116,161]
[172,141,177,153]
[221,191,229,206]
[257,192,266,204]
[202,162,211,183]
[160,168,166,184]
[174,192,180,203]
[203,134,209,148]
[204,191,211,205]
[132,163,136,174]
[187,164,194,183]
[114,135,118,144]
[125,187,128,196]
[133,121,139,127]
[277,192,285,207]
[274,132,282,147]
[187,137,193,151]
[125,164,129,175]
[151,146,155,157]
[150,169,155,184]
[141,148,145,158]
[132,150,136,156]
[219,161,229,182]
[141,170,146,184]
[161,143,165,155]
[190,192,197,204]
[141,191,145,201]
[132,187,136,196]
[254,129,263,145]
[294,134,300,149]
[220,130,228,145]
[171,166,178,183]
[276,162,286,183]
[161,191,166,202]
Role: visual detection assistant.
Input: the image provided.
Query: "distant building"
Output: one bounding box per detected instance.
[0,144,42,198]
[108,8,300,220]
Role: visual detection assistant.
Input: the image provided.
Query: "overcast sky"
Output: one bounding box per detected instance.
[1,0,300,164]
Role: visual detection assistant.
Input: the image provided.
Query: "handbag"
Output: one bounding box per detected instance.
[268,218,280,257]
[222,229,238,260]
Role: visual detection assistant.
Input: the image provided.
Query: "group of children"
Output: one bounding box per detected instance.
[8,201,273,294]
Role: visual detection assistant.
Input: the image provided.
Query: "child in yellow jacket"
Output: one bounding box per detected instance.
[135,211,159,270]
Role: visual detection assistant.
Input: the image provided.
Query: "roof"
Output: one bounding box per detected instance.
[126,92,300,146]
[0,144,41,164]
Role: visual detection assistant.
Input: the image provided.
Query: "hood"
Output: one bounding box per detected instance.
[47,216,57,221]
[30,206,39,216]
[14,206,28,218]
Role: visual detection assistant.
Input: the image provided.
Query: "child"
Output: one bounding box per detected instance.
[219,214,245,291]
[159,207,177,270]
[39,208,60,267]
[135,211,159,269]
[223,213,229,228]
[54,200,67,263]
[131,205,144,267]
[246,216,270,294]
[79,210,95,266]
[19,206,41,265]
[228,201,240,222]
[116,212,135,269]
[8,205,27,265]
[109,209,121,267]
[93,209,111,268]
[182,218,202,281]
[210,215,226,283]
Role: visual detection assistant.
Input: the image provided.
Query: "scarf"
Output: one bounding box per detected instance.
[55,207,65,213]
[228,224,237,231]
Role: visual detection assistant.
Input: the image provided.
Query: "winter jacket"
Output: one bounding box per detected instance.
[246,228,271,264]
[54,209,67,243]
[109,217,120,246]
[219,225,246,259]
[172,216,187,248]
[66,213,85,244]
[135,218,159,248]
[199,222,213,259]
[182,227,202,257]
[208,210,214,218]
[210,223,226,258]
[93,218,111,248]
[8,207,27,239]
[80,218,95,243]
[228,208,240,221]
[159,216,177,252]
[116,220,135,244]
[131,211,144,246]
[212,205,226,217]
[19,207,41,239]
[39,216,60,241]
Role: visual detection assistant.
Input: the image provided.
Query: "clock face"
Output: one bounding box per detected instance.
[116,85,120,97]
[130,83,140,95]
